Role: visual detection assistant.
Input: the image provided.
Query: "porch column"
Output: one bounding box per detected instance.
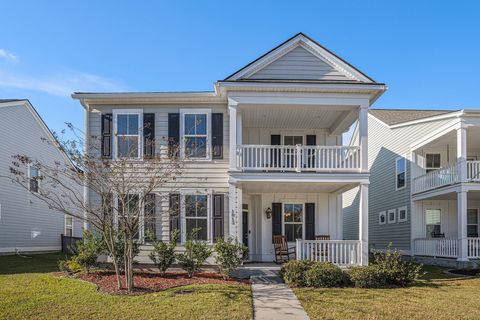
[457,189,468,261]
[358,104,369,173]
[228,182,242,243]
[83,102,90,231]
[228,100,238,171]
[457,122,467,182]
[359,183,369,265]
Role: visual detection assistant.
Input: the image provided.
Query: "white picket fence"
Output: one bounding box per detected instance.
[296,240,362,266]
[236,145,361,172]
[413,238,459,258]
[468,238,480,258]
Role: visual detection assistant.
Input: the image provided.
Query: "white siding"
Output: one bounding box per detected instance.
[247,46,352,81]
[0,105,82,253]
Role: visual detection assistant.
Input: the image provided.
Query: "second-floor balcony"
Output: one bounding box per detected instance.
[236,144,361,172]
[412,161,480,194]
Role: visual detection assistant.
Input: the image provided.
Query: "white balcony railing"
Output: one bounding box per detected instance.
[467,161,480,182]
[296,239,362,266]
[413,238,480,259]
[236,145,361,172]
[413,161,480,194]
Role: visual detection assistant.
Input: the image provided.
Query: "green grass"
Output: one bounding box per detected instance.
[0,253,252,320]
[294,265,480,320]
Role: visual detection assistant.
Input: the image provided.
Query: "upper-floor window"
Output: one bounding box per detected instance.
[426,153,441,173]
[28,165,40,193]
[113,110,143,159]
[180,109,210,160]
[396,157,406,190]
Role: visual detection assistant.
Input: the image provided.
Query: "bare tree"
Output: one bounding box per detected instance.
[8,124,185,292]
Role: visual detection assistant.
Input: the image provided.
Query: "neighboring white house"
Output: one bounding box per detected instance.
[343,109,480,267]
[73,33,386,266]
[0,99,83,254]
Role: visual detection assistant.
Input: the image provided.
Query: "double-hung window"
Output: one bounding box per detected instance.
[65,216,73,237]
[184,194,208,241]
[426,209,441,238]
[181,109,210,160]
[28,165,40,193]
[113,110,142,159]
[467,209,479,237]
[283,203,303,242]
[426,154,441,173]
[118,194,140,239]
[396,157,406,190]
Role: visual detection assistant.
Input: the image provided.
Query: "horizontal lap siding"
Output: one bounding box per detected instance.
[0,105,80,252]
[248,46,351,81]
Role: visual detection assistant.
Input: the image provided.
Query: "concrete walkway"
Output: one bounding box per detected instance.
[251,274,310,320]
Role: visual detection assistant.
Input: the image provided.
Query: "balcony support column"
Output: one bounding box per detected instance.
[359,182,369,265]
[228,100,238,171]
[457,122,467,182]
[359,104,369,173]
[457,188,469,261]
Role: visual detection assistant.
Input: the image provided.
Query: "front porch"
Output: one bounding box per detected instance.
[228,179,369,266]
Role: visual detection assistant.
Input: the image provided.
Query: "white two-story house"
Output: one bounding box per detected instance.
[344,109,480,268]
[73,33,386,266]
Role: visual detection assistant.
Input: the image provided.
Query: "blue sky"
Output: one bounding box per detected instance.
[1,1,479,135]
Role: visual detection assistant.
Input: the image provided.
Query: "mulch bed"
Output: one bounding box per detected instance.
[447,269,480,277]
[78,270,249,294]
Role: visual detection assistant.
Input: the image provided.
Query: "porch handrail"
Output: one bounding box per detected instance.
[467,237,480,258]
[296,239,361,266]
[236,144,361,172]
[412,163,460,194]
[467,161,480,182]
[412,238,458,258]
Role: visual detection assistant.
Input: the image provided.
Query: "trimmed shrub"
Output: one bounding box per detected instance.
[305,262,350,288]
[372,248,423,287]
[214,237,248,279]
[280,260,315,287]
[149,230,179,276]
[176,228,212,278]
[347,265,387,288]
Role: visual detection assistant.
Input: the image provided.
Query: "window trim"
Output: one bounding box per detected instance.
[425,153,441,173]
[64,215,73,237]
[425,208,442,238]
[282,202,305,242]
[180,109,211,161]
[112,109,143,160]
[398,206,408,222]
[395,156,406,190]
[180,191,211,243]
[379,211,386,225]
[28,164,40,193]
[387,209,396,224]
[467,208,479,237]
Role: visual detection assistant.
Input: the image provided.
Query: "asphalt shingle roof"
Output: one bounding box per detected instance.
[370,109,456,126]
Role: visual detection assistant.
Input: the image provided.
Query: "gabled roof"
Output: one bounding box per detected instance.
[369,109,457,126]
[0,99,76,168]
[223,32,377,83]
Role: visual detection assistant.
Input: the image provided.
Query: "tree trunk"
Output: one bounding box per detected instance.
[125,233,134,292]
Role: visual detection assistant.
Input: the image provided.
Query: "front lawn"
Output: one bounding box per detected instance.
[294,265,480,320]
[0,253,252,320]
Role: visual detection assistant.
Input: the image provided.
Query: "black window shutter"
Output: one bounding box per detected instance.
[168,113,180,157]
[143,113,155,158]
[306,135,316,168]
[144,194,156,241]
[305,203,315,240]
[212,194,224,241]
[271,135,281,145]
[211,113,223,159]
[169,193,180,242]
[272,202,282,242]
[101,113,112,158]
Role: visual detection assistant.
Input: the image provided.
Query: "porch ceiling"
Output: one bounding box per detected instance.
[416,190,480,201]
[241,105,357,131]
[239,181,358,194]
[414,126,480,153]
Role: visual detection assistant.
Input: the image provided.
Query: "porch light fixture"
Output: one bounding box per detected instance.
[265,207,272,219]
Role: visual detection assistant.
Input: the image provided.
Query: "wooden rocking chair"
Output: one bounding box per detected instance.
[315,235,330,260]
[273,235,296,263]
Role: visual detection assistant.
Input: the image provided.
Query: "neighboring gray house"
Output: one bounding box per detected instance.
[74,33,387,266]
[0,99,82,254]
[343,109,480,267]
